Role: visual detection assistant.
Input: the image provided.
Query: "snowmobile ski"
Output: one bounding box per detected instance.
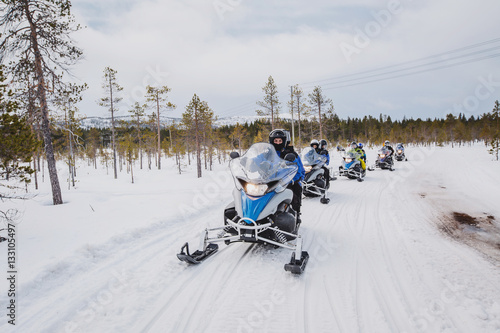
[320,197,330,204]
[177,242,219,264]
[284,251,309,274]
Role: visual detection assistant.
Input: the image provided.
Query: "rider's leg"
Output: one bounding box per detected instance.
[360,159,366,171]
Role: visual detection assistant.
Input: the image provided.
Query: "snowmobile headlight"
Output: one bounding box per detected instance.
[304,165,313,173]
[245,183,268,196]
[379,154,386,158]
[344,158,352,163]
[397,150,402,154]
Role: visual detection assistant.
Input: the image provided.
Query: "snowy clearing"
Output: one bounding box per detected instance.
[1,144,500,333]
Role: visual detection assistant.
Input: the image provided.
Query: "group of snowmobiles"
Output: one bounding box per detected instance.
[338,141,408,181]
[176,131,407,275]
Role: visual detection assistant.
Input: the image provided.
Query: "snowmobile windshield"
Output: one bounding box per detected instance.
[344,150,361,159]
[397,144,404,149]
[379,147,391,155]
[229,143,298,188]
[301,147,327,166]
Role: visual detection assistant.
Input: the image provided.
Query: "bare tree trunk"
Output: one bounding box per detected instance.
[156,92,161,170]
[195,106,202,178]
[297,95,302,150]
[130,154,134,184]
[33,157,38,190]
[26,3,62,204]
[318,102,323,139]
[109,76,118,179]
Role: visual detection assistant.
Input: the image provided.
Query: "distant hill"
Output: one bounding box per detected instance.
[79,113,308,129]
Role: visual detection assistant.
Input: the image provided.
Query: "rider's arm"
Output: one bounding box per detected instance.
[293,156,305,183]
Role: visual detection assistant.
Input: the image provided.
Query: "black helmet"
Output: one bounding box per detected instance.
[350,141,357,149]
[319,139,327,149]
[269,129,287,152]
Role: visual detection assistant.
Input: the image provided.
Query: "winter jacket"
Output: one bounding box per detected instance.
[278,146,305,184]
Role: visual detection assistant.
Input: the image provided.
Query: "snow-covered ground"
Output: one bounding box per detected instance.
[1,144,500,333]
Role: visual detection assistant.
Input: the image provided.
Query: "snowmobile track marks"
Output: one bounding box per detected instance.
[140,244,256,333]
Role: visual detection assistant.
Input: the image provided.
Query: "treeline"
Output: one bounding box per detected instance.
[47,102,500,173]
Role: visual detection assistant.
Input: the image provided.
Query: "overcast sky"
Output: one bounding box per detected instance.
[69,0,500,121]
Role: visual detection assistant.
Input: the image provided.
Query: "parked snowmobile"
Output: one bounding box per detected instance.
[177,143,309,274]
[339,151,365,182]
[374,147,395,170]
[395,143,407,161]
[301,147,330,204]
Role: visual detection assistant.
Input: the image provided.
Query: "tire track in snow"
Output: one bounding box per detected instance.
[341,172,412,332]
[9,201,229,333]
[302,181,359,332]
[140,243,257,333]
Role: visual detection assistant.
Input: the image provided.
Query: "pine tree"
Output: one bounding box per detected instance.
[488,100,500,161]
[256,76,280,130]
[54,83,86,188]
[128,102,146,169]
[230,122,247,154]
[145,85,175,170]
[98,67,123,179]
[0,67,40,184]
[308,86,332,139]
[182,94,214,178]
[1,0,83,204]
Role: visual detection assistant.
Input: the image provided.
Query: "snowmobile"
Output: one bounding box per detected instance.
[374,147,395,171]
[395,143,407,161]
[338,150,365,182]
[301,147,330,204]
[177,143,309,274]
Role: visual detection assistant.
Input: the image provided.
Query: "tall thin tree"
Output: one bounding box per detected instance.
[145,85,175,170]
[128,102,146,169]
[1,0,84,204]
[256,75,280,130]
[182,94,213,178]
[308,86,331,139]
[98,67,122,179]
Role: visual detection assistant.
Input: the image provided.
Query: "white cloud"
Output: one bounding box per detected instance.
[68,0,500,120]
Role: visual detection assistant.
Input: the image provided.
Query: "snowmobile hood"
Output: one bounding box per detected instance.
[241,191,276,222]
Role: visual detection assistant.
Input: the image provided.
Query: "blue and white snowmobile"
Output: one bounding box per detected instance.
[301,147,330,204]
[395,143,407,161]
[374,147,395,171]
[339,151,365,182]
[177,143,309,274]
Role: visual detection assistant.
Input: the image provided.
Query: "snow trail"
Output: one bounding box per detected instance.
[1,145,499,333]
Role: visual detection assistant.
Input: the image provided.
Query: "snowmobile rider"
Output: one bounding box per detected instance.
[348,141,366,171]
[383,140,395,156]
[357,143,367,163]
[269,129,305,219]
[318,139,332,187]
[310,139,320,152]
